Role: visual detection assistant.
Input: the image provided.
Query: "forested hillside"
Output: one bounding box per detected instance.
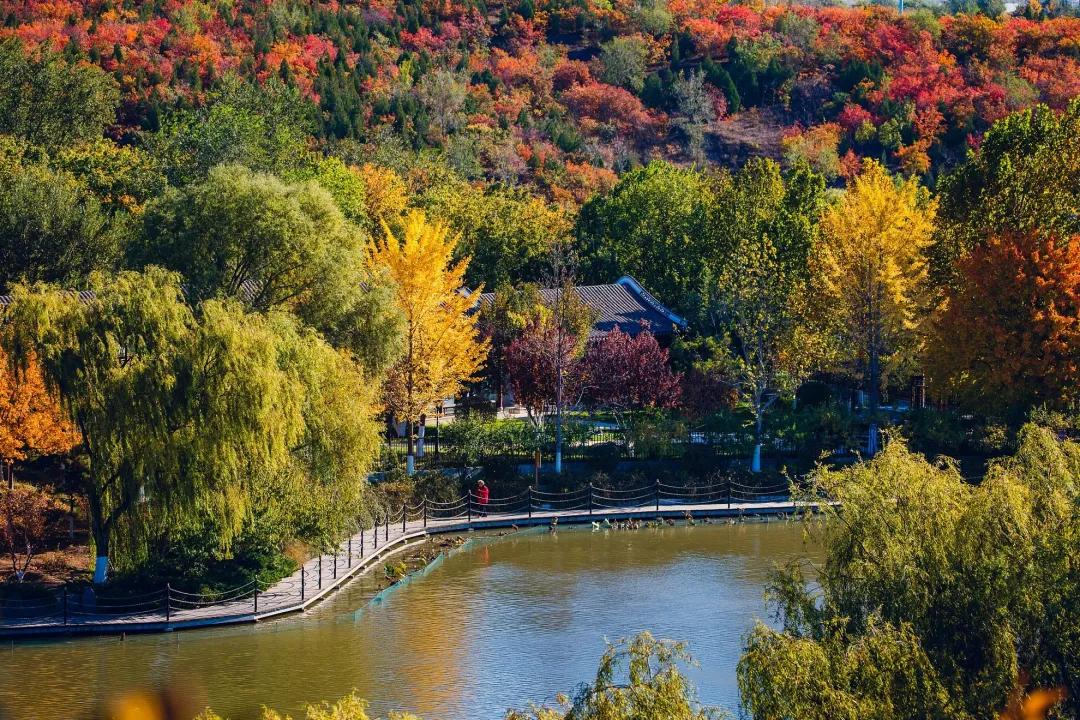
[3,0,1080,197]
[2,0,1080,592]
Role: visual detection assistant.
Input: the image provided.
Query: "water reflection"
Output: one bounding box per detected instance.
[0,522,819,720]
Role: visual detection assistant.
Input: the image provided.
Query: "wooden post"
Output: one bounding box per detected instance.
[402,504,406,533]
[301,569,305,601]
[318,554,323,590]
[348,536,352,568]
[333,548,338,579]
[655,481,660,512]
[588,483,593,517]
[423,499,428,528]
[727,476,732,509]
[253,586,259,613]
[467,491,472,523]
[164,584,170,624]
[528,487,532,518]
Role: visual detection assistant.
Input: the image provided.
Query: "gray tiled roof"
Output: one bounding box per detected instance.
[0,281,260,307]
[2,277,687,340]
[478,276,686,340]
[0,290,96,306]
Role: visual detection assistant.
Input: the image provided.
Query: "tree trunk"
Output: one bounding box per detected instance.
[867,343,880,456]
[90,516,110,585]
[751,411,764,473]
[85,483,112,584]
[496,371,505,415]
[5,460,12,490]
[406,418,416,476]
[417,414,426,458]
[555,373,564,475]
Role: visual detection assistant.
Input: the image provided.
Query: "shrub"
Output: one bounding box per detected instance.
[903,408,965,455]
[739,426,1080,718]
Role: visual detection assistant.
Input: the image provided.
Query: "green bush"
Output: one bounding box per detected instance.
[902,408,965,455]
[739,426,1080,719]
[780,402,859,461]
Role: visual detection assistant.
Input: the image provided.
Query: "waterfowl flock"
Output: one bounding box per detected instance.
[539,508,797,535]
[577,512,793,532]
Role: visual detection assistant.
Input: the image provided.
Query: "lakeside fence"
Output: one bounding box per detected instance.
[380,426,800,470]
[0,477,800,631]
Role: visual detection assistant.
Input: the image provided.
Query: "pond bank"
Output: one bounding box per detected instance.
[0,495,823,639]
[0,521,821,720]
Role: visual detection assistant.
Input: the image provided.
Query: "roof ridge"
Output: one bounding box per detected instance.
[614,276,687,328]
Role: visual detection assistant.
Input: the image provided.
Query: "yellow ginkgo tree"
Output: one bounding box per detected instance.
[811,159,937,455]
[370,210,489,474]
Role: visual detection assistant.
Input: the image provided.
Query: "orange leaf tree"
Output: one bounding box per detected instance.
[0,344,78,488]
[929,231,1080,418]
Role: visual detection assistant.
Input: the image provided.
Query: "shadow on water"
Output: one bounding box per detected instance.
[0,521,821,720]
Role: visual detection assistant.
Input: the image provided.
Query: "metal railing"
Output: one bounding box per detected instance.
[0,478,804,632]
[378,427,801,470]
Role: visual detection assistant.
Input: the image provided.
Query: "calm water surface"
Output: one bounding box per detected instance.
[0,521,820,719]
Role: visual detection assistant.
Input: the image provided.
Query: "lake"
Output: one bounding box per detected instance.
[0,520,821,719]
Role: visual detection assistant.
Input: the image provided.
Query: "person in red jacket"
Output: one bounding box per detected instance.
[475,479,490,517]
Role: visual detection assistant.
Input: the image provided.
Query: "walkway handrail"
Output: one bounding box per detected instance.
[1,475,818,635]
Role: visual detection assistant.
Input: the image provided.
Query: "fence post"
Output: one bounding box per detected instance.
[655,481,660,512]
[423,499,428,528]
[253,586,259,613]
[467,491,472,523]
[348,536,352,568]
[385,515,389,542]
[727,476,732,509]
[318,554,323,590]
[402,504,407,533]
[528,487,532,518]
[374,516,378,549]
[63,587,68,626]
[361,525,365,556]
[301,568,305,602]
[333,547,338,579]
[164,583,170,624]
[588,483,593,517]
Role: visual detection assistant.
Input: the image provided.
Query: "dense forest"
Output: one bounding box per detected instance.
[2,1,1080,714]
[3,0,1080,196]
[2,0,1080,610]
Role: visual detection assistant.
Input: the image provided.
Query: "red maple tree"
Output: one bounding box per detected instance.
[505,317,586,427]
[584,325,682,425]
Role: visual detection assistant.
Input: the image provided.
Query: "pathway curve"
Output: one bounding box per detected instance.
[0,492,819,639]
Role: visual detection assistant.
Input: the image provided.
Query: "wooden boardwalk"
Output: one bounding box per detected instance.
[0,498,817,639]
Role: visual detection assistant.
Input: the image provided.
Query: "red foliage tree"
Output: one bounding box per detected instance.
[0,484,52,582]
[929,231,1080,417]
[583,325,682,426]
[505,317,586,428]
[560,82,656,138]
[552,58,592,92]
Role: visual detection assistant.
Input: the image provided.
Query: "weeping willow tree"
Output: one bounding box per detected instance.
[2,267,383,582]
[738,426,1080,719]
[259,310,383,547]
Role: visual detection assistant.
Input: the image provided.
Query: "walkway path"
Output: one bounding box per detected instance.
[0,488,820,639]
